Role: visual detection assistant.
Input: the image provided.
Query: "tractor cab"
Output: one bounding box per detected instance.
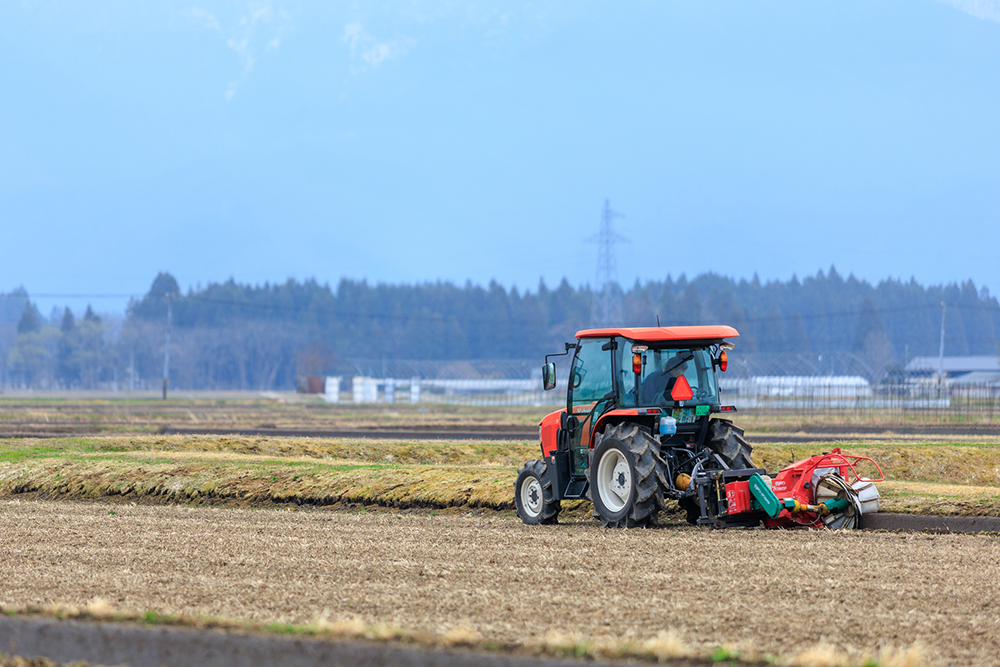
[536,327,740,502]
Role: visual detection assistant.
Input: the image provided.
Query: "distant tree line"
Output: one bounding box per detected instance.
[2,267,999,390]
[0,289,118,390]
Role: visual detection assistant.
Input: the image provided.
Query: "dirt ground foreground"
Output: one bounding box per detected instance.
[1,501,998,666]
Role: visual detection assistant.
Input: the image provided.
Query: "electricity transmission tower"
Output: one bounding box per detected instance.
[588,199,628,327]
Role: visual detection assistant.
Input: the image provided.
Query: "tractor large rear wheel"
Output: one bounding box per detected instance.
[707,419,755,470]
[589,424,665,528]
[514,460,560,525]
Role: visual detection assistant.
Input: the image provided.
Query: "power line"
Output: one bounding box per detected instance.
[742,303,934,324]
[741,302,1000,324]
[21,293,139,299]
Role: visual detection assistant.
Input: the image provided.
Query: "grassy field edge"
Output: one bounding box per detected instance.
[0,435,998,516]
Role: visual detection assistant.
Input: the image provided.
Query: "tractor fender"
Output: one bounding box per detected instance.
[539,409,562,457]
[592,409,641,445]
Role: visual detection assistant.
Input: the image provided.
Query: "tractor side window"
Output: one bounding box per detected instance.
[569,338,613,413]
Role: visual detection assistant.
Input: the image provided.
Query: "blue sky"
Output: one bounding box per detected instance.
[2,0,1000,316]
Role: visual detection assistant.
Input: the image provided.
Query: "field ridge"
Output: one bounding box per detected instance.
[1,436,999,516]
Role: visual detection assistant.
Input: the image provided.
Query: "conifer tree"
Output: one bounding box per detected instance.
[56,308,80,388]
[17,301,42,334]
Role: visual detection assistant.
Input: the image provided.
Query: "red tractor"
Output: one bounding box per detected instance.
[515,326,883,529]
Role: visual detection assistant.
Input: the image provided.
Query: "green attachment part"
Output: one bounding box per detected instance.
[748,474,782,518]
[822,497,850,514]
[695,404,710,416]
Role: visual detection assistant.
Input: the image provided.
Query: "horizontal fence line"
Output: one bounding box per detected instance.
[329,378,1000,415]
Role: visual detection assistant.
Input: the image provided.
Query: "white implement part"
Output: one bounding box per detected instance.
[852,478,881,514]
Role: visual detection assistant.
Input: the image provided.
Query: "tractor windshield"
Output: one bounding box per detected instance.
[617,343,719,408]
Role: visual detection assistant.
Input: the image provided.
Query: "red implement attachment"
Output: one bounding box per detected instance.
[725,480,754,515]
[765,448,884,528]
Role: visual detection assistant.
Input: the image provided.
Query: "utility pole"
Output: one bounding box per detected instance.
[163,292,173,400]
[588,199,627,327]
[937,301,947,384]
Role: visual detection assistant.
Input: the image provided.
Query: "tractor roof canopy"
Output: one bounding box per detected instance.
[575,325,739,343]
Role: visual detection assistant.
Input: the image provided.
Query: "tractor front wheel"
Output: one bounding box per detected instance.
[514,460,560,525]
[590,424,664,528]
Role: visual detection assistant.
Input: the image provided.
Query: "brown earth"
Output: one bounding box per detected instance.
[3,396,1000,439]
[0,500,997,666]
[0,399,549,438]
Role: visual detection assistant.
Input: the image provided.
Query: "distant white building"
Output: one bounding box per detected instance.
[722,376,871,399]
[904,356,1000,384]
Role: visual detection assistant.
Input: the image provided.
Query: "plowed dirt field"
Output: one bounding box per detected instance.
[1,500,998,666]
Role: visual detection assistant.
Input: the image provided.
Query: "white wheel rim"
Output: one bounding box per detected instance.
[597,448,631,513]
[521,476,543,518]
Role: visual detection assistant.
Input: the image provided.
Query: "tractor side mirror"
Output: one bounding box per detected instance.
[542,363,557,391]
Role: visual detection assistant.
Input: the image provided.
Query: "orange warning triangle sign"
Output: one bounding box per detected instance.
[670,376,694,402]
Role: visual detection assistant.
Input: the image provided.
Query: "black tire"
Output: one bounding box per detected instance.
[707,419,755,470]
[514,460,560,525]
[679,497,701,525]
[589,424,665,528]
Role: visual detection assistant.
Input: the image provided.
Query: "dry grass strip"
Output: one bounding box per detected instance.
[2,500,997,666]
[0,657,97,667]
[1,436,1000,515]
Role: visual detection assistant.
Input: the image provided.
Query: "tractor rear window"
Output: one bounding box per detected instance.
[617,344,719,408]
